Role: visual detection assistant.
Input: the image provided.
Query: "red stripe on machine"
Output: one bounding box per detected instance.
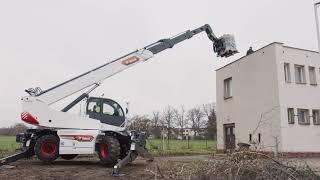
[21,112,39,125]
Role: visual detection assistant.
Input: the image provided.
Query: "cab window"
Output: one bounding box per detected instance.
[102,101,124,117]
[103,103,115,115]
[87,100,101,113]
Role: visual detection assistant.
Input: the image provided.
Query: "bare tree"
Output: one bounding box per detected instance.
[203,103,217,140]
[0,123,28,136]
[127,115,151,136]
[162,106,175,148]
[173,105,188,139]
[187,107,205,139]
[150,111,162,138]
[151,111,160,127]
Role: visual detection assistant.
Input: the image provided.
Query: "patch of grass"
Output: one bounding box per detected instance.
[146,139,216,156]
[0,136,216,157]
[0,136,20,157]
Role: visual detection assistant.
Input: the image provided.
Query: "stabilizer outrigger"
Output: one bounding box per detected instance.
[0,131,35,166]
[112,131,154,176]
[0,150,34,166]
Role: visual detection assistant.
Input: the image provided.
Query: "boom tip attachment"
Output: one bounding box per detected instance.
[214,34,238,58]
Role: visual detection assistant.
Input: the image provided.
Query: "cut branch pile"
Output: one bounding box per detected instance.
[146,150,319,179]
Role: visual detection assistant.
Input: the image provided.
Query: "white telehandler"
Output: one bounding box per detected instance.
[0,24,237,176]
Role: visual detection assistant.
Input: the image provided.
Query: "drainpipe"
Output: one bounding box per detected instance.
[315,2,320,52]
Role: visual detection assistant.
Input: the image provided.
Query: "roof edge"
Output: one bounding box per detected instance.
[215,42,282,71]
[282,45,319,53]
[215,42,319,71]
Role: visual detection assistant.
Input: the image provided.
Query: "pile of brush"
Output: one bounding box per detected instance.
[146,150,319,179]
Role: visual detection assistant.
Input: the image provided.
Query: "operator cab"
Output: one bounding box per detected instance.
[86,97,125,126]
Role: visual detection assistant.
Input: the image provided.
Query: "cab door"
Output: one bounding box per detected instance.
[100,99,125,126]
[86,98,103,120]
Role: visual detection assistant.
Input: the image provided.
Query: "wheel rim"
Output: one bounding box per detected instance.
[41,140,57,156]
[100,144,108,158]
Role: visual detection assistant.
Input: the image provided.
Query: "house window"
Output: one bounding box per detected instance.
[294,65,306,84]
[249,134,252,142]
[309,66,317,85]
[258,133,261,143]
[297,109,310,125]
[224,77,232,99]
[313,110,320,125]
[284,63,291,83]
[287,108,295,124]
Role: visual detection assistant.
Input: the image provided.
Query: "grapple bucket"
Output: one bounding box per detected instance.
[214,34,238,58]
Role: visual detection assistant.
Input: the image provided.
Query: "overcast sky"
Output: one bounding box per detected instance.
[0,0,319,127]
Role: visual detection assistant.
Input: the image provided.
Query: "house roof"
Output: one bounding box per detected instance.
[215,42,319,71]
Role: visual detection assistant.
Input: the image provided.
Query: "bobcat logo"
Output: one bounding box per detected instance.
[121,56,140,65]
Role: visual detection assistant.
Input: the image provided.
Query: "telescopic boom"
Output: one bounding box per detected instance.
[25,24,238,107]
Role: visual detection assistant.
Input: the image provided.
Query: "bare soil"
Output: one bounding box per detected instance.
[1,155,320,180]
[0,155,210,180]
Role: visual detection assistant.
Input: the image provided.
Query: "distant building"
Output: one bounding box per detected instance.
[216,42,320,155]
[153,127,207,140]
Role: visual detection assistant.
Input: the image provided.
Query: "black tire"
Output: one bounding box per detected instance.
[97,136,120,166]
[60,154,78,160]
[34,134,59,163]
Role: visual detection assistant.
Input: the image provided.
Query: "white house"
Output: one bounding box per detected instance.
[216,42,320,155]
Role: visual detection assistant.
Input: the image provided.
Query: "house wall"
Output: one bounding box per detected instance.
[216,43,281,152]
[275,45,320,152]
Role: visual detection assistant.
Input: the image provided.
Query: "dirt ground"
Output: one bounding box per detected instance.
[1,155,320,180]
[0,155,210,180]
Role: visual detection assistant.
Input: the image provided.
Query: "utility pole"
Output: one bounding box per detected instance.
[315,2,320,52]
